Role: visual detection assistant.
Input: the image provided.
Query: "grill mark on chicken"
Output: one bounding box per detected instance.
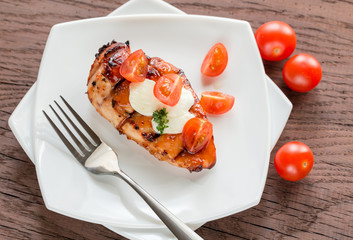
[142,132,160,142]
[87,40,216,172]
[113,80,124,90]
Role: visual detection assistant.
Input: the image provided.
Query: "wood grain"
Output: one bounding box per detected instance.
[1,0,352,239]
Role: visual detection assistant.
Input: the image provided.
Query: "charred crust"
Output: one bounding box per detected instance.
[113,80,125,91]
[95,40,116,59]
[134,126,139,130]
[146,67,160,80]
[189,165,203,173]
[102,42,130,83]
[142,133,154,142]
[104,42,121,58]
[112,99,116,108]
[141,132,160,142]
[103,63,124,84]
[161,150,168,156]
[91,81,96,86]
[125,40,130,46]
[95,43,108,59]
[104,41,129,60]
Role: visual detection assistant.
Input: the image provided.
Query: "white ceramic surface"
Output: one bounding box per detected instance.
[8,0,292,239]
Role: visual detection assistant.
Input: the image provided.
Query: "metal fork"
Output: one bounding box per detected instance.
[42,96,203,240]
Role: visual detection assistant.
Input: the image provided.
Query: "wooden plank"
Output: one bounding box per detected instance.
[0,0,352,239]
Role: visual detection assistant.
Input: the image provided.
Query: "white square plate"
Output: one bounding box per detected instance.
[32,14,271,228]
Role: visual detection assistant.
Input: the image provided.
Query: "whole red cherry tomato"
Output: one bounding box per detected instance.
[282,53,322,92]
[255,21,296,61]
[201,43,228,77]
[274,141,314,181]
[182,118,213,154]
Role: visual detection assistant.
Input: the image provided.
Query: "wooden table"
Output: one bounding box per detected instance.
[1,0,352,239]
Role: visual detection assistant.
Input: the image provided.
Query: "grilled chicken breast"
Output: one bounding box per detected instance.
[87,40,216,172]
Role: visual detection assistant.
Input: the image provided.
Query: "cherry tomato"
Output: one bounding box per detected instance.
[199,91,235,115]
[153,73,183,106]
[255,21,296,61]
[282,53,322,92]
[182,118,213,154]
[120,49,148,82]
[274,141,314,181]
[201,43,228,77]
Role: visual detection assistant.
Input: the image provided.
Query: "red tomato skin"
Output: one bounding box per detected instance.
[283,53,322,92]
[199,91,235,115]
[119,49,148,82]
[153,74,183,106]
[201,43,228,77]
[255,21,296,61]
[274,141,314,181]
[182,118,213,154]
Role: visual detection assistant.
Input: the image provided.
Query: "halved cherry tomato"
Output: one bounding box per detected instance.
[274,141,314,181]
[201,43,228,77]
[182,118,213,154]
[255,21,296,61]
[199,91,235,115]
[120,49,148,82]
[282,53,322,92]
[153,73,183,106]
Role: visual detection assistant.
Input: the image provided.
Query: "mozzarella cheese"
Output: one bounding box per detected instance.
[129,79,195,134]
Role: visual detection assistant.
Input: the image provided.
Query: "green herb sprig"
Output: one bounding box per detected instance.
[152,108,169,134]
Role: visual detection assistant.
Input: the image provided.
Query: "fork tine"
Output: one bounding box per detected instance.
[60,96,101,145]
[54,100,96,150]
[49,104,88,156]
[43,110,84,162]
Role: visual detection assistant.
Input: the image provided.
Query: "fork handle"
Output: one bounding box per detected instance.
[114,171,204,240]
